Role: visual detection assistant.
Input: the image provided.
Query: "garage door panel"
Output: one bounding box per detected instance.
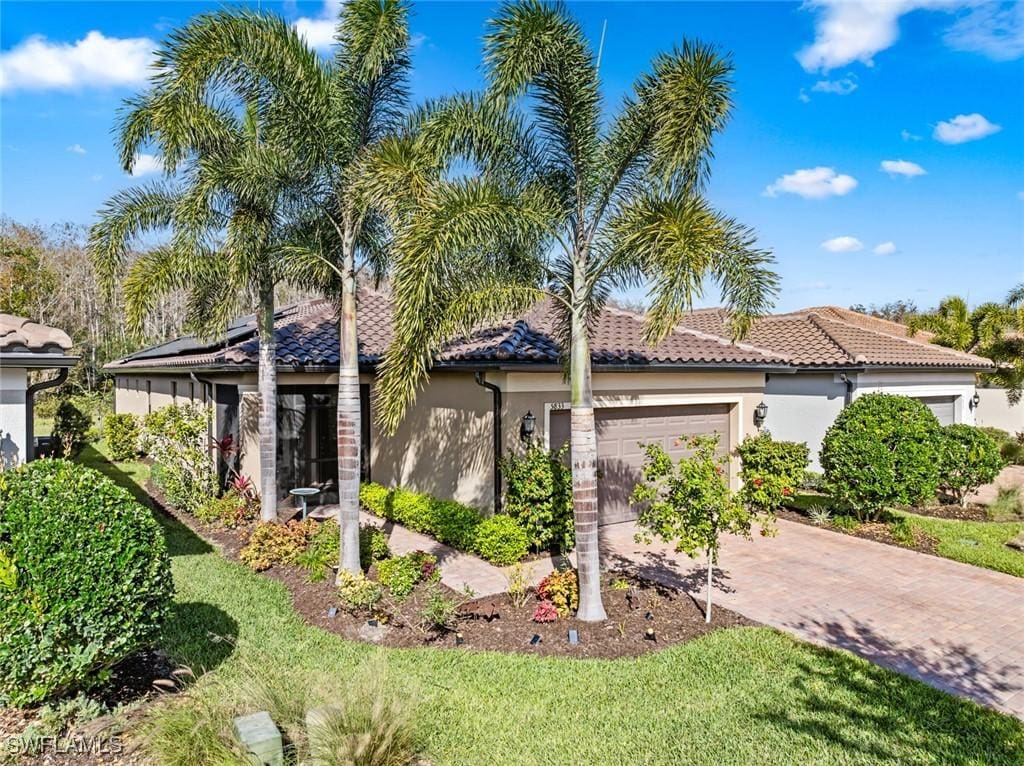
[550,403,732,525]
[916,396,956,426]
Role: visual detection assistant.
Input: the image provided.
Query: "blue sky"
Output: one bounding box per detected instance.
[2,0,1022,312]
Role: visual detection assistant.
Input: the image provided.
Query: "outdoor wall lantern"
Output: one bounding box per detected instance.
[969,392,981,410]
[753,401,768,427]
[520,410,536,442]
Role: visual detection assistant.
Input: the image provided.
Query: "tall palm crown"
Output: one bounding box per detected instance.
[907,296,974,351]
[90,52,309,515]
[375,0,778,620]
[132,1,413,571]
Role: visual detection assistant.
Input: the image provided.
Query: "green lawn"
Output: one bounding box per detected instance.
[898,512,1024,577]
[788,492,1024,578]
[84,443,1024,765]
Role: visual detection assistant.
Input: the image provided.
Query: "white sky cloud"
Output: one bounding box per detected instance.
[293,0,343,50]
[944,2,1024,61]
[811,75,858,95]
[130,153,164,177]
[821,236,864,253]
[764,166,858,199]
[901,129,923,141]
[933,113,1002,143]
[66,144,86,155]
[797,1,1022,73]
[0,30,155,92]
[880,159,926,177]
[873,241,897,255]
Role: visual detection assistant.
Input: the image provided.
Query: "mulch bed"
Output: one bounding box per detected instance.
[904,502,990,522]
[150,478,754,659]
[778,507,938,555]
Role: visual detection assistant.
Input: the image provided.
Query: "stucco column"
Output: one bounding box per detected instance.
[237,385,264,500]
[0,367,28,468]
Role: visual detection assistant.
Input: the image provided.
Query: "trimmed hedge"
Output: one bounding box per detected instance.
[0,460,173,706]
[820,393,941,520]
[474,515,530,565]
[359,483,529,565]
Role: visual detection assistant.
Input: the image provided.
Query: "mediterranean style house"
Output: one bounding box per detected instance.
[107,291,993,523]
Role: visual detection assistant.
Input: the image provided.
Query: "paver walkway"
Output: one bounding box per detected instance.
[600,518,1024,719]
[311,507,554,596]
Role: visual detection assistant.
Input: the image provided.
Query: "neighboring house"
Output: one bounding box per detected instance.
[107,293,993,522]
[679,306,993,469]
[975,385,1024,434]
[0,315,78,468]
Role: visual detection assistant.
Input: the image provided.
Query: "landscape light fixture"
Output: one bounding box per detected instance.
[455,632,464,646]
[530,634,542,646]
[520,410,536,442]
[969,392,980,410]
[754,401,768,427]
[645,627,656,641]
[568,629,579,645]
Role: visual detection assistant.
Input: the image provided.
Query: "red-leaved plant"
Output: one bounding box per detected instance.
[531,601,558,623]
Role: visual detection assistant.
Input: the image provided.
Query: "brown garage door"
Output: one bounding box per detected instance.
[549,403,732,525]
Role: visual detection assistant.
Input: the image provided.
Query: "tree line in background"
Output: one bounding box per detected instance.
[0,217,313,398]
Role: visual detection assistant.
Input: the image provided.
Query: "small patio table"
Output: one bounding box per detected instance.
[289,487,321,520]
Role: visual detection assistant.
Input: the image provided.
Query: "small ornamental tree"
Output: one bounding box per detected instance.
[631,435,760,623]
[735,432,809,514]
[103,413,140,461]
[937,424,1005,506]
[820,393,941,520]
[51,400,91,458]
[501,444,575,553]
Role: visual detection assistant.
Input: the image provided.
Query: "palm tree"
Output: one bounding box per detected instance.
[907,296,974,351]
[146,2,412,573]
[91,85,302,521]
[373,0,778,621]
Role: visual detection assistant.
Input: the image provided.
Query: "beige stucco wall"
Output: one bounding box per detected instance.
[114,373,206,416]
[976,387,1024,433]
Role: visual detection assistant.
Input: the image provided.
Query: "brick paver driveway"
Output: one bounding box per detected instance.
[600,518,1024,719]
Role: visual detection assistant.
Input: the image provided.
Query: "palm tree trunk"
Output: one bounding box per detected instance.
[257,280,278,521]
[570,307,607,622]
[336,239,362,575]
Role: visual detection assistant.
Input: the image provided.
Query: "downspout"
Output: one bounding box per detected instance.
[474,371,503,514]
[839,373,854,407]
[25,368,69,461]
[190,372,217,481]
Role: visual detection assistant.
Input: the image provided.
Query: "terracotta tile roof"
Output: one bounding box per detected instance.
[799,306,936,342]
[0,314,73,353]
[678,307,992,369]
[106,291,788,371]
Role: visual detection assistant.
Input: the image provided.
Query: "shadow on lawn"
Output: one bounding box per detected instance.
[759,616,1024,765]
[77,444,234,675]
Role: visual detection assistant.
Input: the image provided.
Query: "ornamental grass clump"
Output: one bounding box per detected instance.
[0,459,172,706]
[820,393,942,521]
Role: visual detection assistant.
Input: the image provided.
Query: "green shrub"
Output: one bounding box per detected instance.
[102,413,140,461]
[820,394,941,520]
[999,440,1024,466]
[831,514,860,531]
[377,551,439,600]
[336,571,383,614]
[419,585,459,631]
[936,424,1004,506]
[736,432,809,514]
[473,515,529,565]
[194,490,255,528]
[360,524,391,570]
[0,459,172,706]
[240,520,316,571]
[141,404,215,515]
[801,470,826,491]
[51,400,91,457]
[536,569,578,618]
[359,483,484,554]
[889,517,916,546]
[500,444,575,552]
